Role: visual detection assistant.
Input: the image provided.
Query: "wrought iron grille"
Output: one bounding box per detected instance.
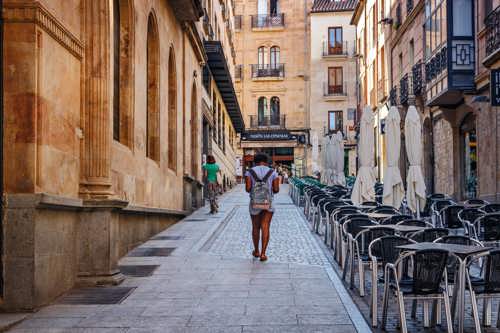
[412,61,423,95]
[425,46,447,83]
[399,74,409,105]
[234,15,242,30]
[390,86,398,106]
[485,5,500,58]
[251,64,285,78]
[406,0,414,15]
[249,115,286,128]
[251,13,285,28]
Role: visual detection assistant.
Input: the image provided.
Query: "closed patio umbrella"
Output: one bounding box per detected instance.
[334,131,346,186]
[382,106,405,208]
[322,133,335,185]
[405,105,426,215]
[351,106,376,206]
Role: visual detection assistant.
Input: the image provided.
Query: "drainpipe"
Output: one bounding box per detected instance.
[0,0,4,296]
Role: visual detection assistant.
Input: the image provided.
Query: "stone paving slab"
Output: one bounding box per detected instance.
[8,185,366,333]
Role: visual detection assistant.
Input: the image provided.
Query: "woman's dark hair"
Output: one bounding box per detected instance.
[206,155,216,164]
[254,153,269,165]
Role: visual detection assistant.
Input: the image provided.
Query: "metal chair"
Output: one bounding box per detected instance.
[466,249,500,330]
[368,235,416,327]
[410,228,449,243]
[431,199,456,227]
[473,213,500,246]
[458,208,485,237]
[368,206,401,214]
[313,198,340,234]
[330,207,362,262]
[381,249,453,333]
[309,193,329,224]
[341,218,380,294]
[397,219,434,228]
[441,205,467,234]
[322,201,348,244]
[381,214,413,225]
[464,198,489,206]
[483,204,500,214]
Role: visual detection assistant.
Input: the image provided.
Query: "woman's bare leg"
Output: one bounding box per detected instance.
[251,213,261,257]
[260,210,274,261]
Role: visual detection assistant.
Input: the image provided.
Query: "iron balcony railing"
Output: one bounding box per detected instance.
[322,41,353,57]
[251,13,285,28]
[412,61,423,96]
[235,65,243,80]
[389,86,398,106]
[234,15,242,30]
[399,73,409,105]
[485,5,500,58]
[406,0,414,16]
[249,115,286,128]
[251,64,285,78]
[323,82,347,97]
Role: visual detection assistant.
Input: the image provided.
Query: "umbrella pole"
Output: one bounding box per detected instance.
[416,200,420,219]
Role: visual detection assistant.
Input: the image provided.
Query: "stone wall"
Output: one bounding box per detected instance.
[432,116,455,195]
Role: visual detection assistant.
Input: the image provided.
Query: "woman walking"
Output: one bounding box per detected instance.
[203,155,220,214]
[245,153,280,261]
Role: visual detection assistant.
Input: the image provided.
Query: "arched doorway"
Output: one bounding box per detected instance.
[460,113,477,199]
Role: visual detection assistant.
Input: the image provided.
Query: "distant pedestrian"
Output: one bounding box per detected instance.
[245,153,280,261]
[203,155,220,214]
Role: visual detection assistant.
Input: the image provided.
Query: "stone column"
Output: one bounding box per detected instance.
[80,0,113,199]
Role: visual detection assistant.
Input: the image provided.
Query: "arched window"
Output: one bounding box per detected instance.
[191,83,198,179]
[146,13,160,162]
[168,47,177,171]
[258,97,268,126]
[270,96,280,126]
[258,46,266,68]
[270,46,280,69]
[113,0,134,147]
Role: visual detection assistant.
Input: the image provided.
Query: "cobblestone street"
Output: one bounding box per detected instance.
[8,185,368,333]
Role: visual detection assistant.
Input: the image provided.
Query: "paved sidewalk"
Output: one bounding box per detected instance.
[9,185,368,333]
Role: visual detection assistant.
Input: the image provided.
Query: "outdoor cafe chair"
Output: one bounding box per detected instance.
[319,201,345,241]
[341,219,382,295]
[472,213,500,246]
[483,204,500,214]
[434,235,484,322]
[368,235,416,327]
[381,249,454,333]
[409,228,449,243]
[431,199,456,227]
[464,198,489,206]
[466,249,500,330]
[361,201,379,208]
[332,210,365,263]
[313,198,339,233]
[308,193,328,223]
[458,208,485,237]
[382,214,413,225]
[397,219,434,228]
[441,205,467,234]
[368,206,401,215]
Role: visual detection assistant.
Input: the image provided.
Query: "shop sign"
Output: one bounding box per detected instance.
[241,131,297,141]
[492,69,500,107]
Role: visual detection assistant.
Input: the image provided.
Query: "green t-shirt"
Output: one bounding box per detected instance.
[203,163,220,182]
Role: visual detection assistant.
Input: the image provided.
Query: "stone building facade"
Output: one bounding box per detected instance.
[354,0,500,203]
[233,0,310,175]
[1,0,242,311]
[309,0,358,177]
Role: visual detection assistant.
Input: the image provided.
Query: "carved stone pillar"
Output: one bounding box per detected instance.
[80,0,113,198]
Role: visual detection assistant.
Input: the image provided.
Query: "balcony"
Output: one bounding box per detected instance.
[249,115,286,129]
[484,5,500,66]
[389,86,398,106]
[251,64,285,80]
[234,65,243,81]
[234,15,242,30]
[323,83,347,100]
[411,61,423,96]
[322,41,354,57]
[406,0,414,16]
[251,13,285,30]
[203,9,215,40]
[399,74,409,105]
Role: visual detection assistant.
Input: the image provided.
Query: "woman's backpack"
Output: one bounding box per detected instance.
[248,168,274,210]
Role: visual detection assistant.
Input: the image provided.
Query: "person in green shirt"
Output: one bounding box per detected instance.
[203,155,220,214]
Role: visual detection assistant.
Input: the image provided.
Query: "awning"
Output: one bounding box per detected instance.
[168,0,203,21]
[205,41,245,132]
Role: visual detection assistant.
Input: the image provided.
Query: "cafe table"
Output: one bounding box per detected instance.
[397,242,491,333]
[362,224,428,235]
[365,212,397,220]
